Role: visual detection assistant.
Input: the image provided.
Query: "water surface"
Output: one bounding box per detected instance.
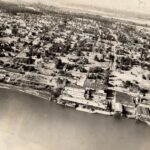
[0,88,149,150]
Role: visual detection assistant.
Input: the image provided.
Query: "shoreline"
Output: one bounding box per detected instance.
[0,83,149,126]
[0,83,131,117]
[0,83,50,101]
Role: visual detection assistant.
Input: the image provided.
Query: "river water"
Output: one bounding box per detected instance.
[0,88,149,150]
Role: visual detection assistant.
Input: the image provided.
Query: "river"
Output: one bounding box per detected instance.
[0,88,149,150]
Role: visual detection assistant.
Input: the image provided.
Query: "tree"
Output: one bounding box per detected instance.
[55,58,62,69]
[124,80,132,88]
[118,33,128,43]
[76,50,84,57]
[94,55,99,62]
[0,60,4,65]
[109,54,115,63]
[140,88,148,96]
[12,27,18,35]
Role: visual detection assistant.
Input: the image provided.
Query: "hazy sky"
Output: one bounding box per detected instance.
[3,0,150,14]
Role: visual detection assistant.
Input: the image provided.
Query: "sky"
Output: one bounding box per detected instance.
[3,0,150,14]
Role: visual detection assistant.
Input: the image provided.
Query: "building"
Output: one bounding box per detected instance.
[136,103,150,124]
[57,86,114,115]
[113,91,135,115]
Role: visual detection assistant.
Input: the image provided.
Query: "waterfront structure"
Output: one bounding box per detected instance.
[58,86,115,115]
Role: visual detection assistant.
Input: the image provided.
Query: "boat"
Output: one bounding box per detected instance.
[76,105,96,114]
[65,102,76,108]
[95,110,114,116]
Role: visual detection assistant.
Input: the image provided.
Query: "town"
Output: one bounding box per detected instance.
[0,3,150,125]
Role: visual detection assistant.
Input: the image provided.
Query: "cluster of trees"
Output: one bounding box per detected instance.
[0,42,14,52]
[55,58,64,69]
[117,32,128,44]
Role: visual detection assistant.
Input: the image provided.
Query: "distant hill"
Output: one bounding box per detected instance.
[61,3,150,22]
[0,0,43,14]
[0,0,150,27]
[1,0,150,21]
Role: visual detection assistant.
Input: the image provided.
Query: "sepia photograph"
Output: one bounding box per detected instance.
[0,0,150,149]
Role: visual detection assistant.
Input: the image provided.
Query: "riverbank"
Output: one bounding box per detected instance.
[0,83,150,126]
[0,83,50,101]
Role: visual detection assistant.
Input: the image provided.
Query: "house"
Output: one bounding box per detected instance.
[114,91,135,115]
